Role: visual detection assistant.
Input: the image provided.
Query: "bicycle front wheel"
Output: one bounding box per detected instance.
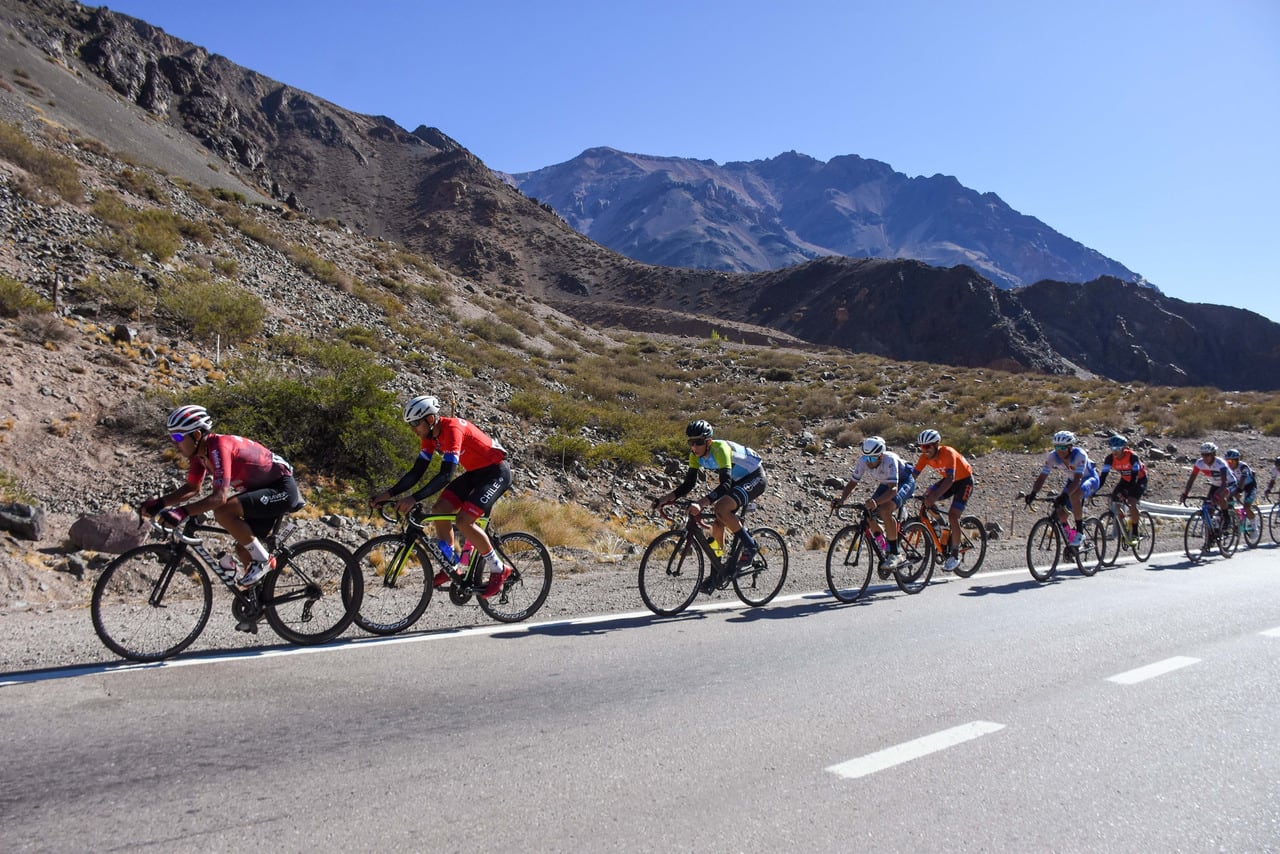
[639,530,704,616]
[350,534,433,636]
[91,544,213,662]
[264,539,361,644]
[825,525,873,603]
[1026,518,1061,582]
[951,516,988,578]
[479,531,553,623]
[894,520,934,594]
[1131,511,1156,562]
[733,526,788,607]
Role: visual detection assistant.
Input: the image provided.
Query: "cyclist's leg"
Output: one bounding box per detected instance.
[945,477,972,552]
[235,476,302,568]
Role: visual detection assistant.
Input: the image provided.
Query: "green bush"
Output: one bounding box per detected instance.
[0,120,83,203]
[157,269,264,342]
[0,275,52,317]
[80,272,152,317]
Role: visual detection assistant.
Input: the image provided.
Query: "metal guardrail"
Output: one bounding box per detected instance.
[1139,500,1276,520]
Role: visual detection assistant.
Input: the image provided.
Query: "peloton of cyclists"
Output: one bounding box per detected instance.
[912,429,974,572]
[831,436,916,570]
[1023,430,1099,547]
[1224,449,1259,533]
[1179,441,1237,515]
[1097,434,1148,546]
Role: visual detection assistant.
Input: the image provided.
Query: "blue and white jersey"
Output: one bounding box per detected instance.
[849,450,907,487]
[1041,447,1098,482]
[689,439,763,481]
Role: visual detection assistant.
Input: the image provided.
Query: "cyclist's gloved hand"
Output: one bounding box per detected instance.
[829,498,842,510]
[1179,492,1188,504]
[1023,492,1036,509]
[158,506,188,527]
[140,496,163,516]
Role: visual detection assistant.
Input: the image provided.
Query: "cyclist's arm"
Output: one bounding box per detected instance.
[669,466,700,500]
[382,454,432,500]
[1181,468,1199,498]
[156,481,200,510]
[411,456,458,503]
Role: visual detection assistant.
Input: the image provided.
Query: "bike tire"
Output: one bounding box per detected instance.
[1242,513,1262,549]
[263,539,361,644]
[1026,517,1061,582]
[951,515,988,578]
[1074,518,1104,577]
[1100,513,1122,568]
[825,524,873,603]
[1269,504,1280,545]
[479,531,553,622]
[1216,507,1238,558]
[1184,512,1208,563]
[91,544,213,662]
[732,526,788,607]
[639,530,704,616]
[894,520,934,594]
[351,533,433,635]
[1131,511,1156,562]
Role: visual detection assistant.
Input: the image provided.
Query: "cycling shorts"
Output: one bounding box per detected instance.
[872,475,916,510]
[236,475,303,537]
[709,469,766,510]
[1111,478,1147,500]
[1060,474,1099,502]
[934,476,974,512]
[441,462,513,519]
[1238,487,1257,505]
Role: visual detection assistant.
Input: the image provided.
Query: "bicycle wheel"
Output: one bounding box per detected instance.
[1073,518,1105,577]
[1269,504,1280,545]
[894,520,934,594]
[351,534,433,635]
[732,526,788,607]
[1099,513,1123,568]
[825,525,873,603]
[91,544,213,662]
[1216,507,1238,558]
[480,531,553,622]
[1242,512,1262,549]
[1184,512,1210,562]
[1026,517,1061,582]
[639,530,704,616]
[263,539,361,644]
[951,516,988,578]
[1131,511,1156,562]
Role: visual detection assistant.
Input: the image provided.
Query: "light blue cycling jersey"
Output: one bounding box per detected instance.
[689,439,762,480]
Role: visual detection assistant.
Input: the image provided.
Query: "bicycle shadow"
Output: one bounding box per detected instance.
[960,575,1074,596]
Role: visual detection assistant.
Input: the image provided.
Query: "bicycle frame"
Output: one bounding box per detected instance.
[379,507,494,593]
[663,502,748,577]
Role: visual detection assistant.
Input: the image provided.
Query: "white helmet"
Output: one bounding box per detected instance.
[861,436,886,456]
[1052,430,1076,446]
[166,405,212,435]
[1199,441,1218,455]
[917,429,941,446]
[403,395,441,422]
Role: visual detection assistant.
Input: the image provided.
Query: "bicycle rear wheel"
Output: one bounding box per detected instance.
[951,516,988,578]
[732,526,788,607]
[639,530,704,616]
[1242,512,1262,549]
[479,531,553,622]
[351,533,433,635]
[1026,518,1061,582]
[264,539,361,644]
[825,525,873,603]
[1099,513,1122,568]
[91,544,213,662]
[1130,511,1156,562]
[1073,518,1104,576]
[894,521,934,594]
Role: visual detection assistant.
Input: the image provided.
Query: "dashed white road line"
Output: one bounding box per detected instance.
[1261,626,1280,638]
[826,720,1005,780]
[1106,655,1200,685]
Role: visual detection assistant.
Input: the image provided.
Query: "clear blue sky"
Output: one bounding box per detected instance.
[102,0,1280,322]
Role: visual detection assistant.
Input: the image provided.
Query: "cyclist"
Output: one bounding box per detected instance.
[1097,434,1148,545]
[1224,449,1259,533]
[1023,430,1100,547]
[370,395,513,599]
[912,428,973,572]
[141,405,301,588]
[1265,456,1280,500]
[832,436,915,569]
[1179,441,1236,514]
[653,420,765,585]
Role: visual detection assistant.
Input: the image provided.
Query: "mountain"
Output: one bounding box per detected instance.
[3,0,1280,390]
[508,147,1140,290]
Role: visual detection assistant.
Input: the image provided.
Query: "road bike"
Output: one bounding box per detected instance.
[1180,494,1237,563]
[1268,493,1280,545]
[825,504,932,602]
[1097,492,1156,566]
[350,505,552,634]
[638,500,788,616]
[1020,494,1104,583]
[91,513,361,662]
[904,497,987,578]
[1226,497,1261,550]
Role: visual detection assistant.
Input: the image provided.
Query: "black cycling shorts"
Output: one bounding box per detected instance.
[441,462,513,519]
[1111,478,1147,500]
[236,475,303,537]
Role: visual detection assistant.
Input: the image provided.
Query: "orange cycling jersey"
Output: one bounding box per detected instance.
[913,446,973,482]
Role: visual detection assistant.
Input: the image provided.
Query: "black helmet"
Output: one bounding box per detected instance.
[686,419,714,439]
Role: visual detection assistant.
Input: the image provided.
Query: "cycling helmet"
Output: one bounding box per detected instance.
[1225,448,1241,460]
[686,419,714,439]
[403,395,440,423]
[1052,430,1076,446]
[917,429,941,446]
[1108,434,1128,450]
[1199,441,1218,455]
[861,436,886,456]
[166,404,212,435]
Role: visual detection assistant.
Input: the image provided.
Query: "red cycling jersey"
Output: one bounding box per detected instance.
[186,433,293,492]
[418,417,506,469]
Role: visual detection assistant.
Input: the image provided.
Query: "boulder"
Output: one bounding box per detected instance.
[0,502,44,541]
[68,511,148,553]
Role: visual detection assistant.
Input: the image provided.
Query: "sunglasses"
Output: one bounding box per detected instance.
[1053,444,1071,451]
[170,433,189,443]
[862,454,881,463]
[689,438,708,447]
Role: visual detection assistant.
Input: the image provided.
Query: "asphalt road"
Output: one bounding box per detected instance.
[4,545,1278,852]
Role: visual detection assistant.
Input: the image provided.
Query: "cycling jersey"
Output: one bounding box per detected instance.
[1098,449,1147,493]
[1228,462,1256,492]
[1040,447,1098,483]
[1191,457,1236,489]
[688,439,762,480]
[849,450,909,487]
[913,445,973,482]
[417,417,506,469]
[186,433,293,492]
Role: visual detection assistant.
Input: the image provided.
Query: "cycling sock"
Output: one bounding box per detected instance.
[246,538,270,563]
[482,550,501,573]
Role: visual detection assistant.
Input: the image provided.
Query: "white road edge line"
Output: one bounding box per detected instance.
[826,720,1005,780]
[1260,627,1280,638]
[1106,655,1200,685]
